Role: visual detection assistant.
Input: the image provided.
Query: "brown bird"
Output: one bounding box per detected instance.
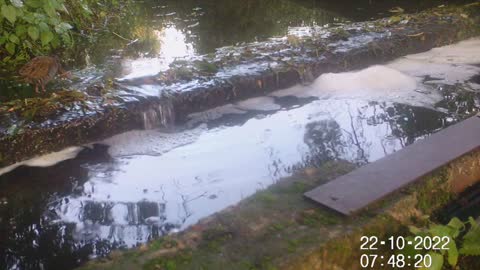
[19,56,71,93]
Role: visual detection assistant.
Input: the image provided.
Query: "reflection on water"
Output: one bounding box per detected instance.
[0,93,473,269]
[1,37,479,269]
[0,2,479,269]
[0,0,465,100]
[119,26,196,79]
[111,0,466,80]
[116,0,347,80]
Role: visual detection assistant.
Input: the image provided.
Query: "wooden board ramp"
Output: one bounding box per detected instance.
[304,114,480,215]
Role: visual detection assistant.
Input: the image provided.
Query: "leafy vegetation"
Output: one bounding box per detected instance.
[0,0,137,71]
[404,217,480,270]
[1,0,70,65]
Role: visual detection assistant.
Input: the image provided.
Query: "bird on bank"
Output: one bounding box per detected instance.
[19,56,71,93]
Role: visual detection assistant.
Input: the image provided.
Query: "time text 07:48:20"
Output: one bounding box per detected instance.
[359,235,450,268]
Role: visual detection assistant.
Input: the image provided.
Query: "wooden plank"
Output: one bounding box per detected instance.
[304,115,480,215]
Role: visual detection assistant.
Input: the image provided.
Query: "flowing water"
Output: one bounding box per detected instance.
[0,0,469,101]
[1,37,480,269]
[1,0,480,268]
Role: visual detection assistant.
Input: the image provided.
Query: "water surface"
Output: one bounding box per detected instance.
[1,58,479,270]
[0,4,479,270]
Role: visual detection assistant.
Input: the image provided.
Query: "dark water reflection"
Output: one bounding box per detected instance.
[109,0,349,80]
[1,88,477,269]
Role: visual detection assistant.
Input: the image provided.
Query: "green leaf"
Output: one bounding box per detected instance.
[51,36,60,48]
[398,236,417,258]
[25,0,43,8]
[460,226,480,256]
[61,32,72,46]
[446,237,458,267]
[15,25,27,36]
[38,22,49,32]
[59,3,69,14]
[50,0,63,10]
[5,42,16,55]
[448,217,464,231]
[1,5,17,25]
[28,26,39,40]
[22,13,35,23]
[80,3,93,15]
[429,225,456,239]
[409,225,422,235]
[41,30,54,46]
[48,17,60,26]
[43,2,56,18]
[468,217,479,229]
[22,39,33,49]
[9,34,19,44]
[54,22,73,34]
[427,252,444,270]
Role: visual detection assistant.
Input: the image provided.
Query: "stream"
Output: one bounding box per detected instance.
[1,37,479,269]
[0,0,479,269]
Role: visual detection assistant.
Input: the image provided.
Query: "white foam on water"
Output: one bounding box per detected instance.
[291,65,441,107]
[269,84,314,98]
[399,38,480,65]
[269,37,480,106]
[269,65,441,107]
[24,146,84,167]
[389,59,480,85]
[234,96,282,111]
[0,146,84,176]
[101,124,208,157]
[388,38,480,85]
[186,104,247,127]
[309,65,419,96]
[0,164,19,176]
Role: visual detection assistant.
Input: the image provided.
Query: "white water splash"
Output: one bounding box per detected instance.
[141,101,175,130]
